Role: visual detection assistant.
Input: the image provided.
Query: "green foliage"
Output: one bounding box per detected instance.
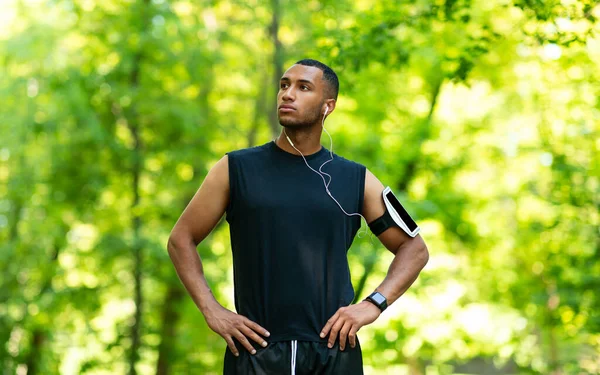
[1,0,598,374]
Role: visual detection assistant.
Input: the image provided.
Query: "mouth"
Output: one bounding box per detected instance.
[278,105,296,113]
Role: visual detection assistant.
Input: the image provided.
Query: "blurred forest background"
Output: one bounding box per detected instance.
[1,0,599,374]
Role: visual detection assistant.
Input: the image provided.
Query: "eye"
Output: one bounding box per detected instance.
[301,85,309,91]
[280,83,289,89]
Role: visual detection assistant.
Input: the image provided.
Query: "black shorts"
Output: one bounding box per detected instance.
[223,339,364,375]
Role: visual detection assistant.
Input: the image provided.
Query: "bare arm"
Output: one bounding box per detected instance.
[167,156,230,313]
[167,155,269,356]
[321,168,429,350]
[361,168,430,305]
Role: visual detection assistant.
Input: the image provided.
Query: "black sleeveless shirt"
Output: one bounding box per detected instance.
[226,141,366,343]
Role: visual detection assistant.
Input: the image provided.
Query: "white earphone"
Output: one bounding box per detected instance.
[284,102,368,236]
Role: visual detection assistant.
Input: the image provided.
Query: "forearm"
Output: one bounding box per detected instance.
[167,236,221,315]
[374,237,429,306]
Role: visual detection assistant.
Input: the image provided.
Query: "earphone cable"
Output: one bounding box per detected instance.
[283,115,369,237]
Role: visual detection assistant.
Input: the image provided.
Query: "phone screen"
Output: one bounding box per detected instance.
[385,191,418,232]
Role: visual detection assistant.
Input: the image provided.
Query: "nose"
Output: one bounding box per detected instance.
[281,86,295,101]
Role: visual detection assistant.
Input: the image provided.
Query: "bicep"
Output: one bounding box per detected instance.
[170,155,230,246]
[362,168,419,254]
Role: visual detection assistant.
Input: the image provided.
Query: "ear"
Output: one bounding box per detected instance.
[324,99,336,116]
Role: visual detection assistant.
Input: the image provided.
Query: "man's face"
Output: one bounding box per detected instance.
[277,64,326,128]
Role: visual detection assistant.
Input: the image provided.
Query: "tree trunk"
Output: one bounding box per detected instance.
[267,0,283,138]
[127,88,144,375]
[396,78,442,192]
[24,332,44,375]
[155,286,185,375]
[1,149,25,370]
[21,232,63,374]
[127,1,151,374]
[548,316,561,375]
[248,70,269,147]
[407,356,425,375]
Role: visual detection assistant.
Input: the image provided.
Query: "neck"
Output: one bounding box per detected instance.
[276,126,323,156]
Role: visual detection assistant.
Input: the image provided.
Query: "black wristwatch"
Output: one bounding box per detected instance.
[365,291,388,312]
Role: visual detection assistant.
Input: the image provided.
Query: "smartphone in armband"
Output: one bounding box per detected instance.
[382,186,420,237]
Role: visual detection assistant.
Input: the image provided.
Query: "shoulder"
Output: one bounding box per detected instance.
[227,142,272,160]
[332,153,366,171]
[206,155,229,187]
[362,168,386,221]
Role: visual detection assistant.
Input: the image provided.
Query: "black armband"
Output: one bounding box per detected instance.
[368,209,397,236]
[368,187,420,237]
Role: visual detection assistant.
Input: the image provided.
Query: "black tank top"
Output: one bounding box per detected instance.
[226,141,366,343]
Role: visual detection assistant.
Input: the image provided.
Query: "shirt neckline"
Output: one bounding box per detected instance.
[269,140,329,161]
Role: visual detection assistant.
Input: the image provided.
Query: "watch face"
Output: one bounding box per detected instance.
[371,293,386,305]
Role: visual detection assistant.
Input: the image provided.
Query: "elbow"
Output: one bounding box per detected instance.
[167,229,196,260]
[167,232,187,260]
[418,243,429,269]
[167,236,179,259]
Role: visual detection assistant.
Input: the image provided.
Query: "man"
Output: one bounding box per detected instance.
[167,59,429,374]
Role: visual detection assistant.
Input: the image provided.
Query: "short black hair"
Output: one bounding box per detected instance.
[295,59,339,100]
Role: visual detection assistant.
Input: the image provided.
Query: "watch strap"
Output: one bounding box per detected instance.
[365,292,388,312]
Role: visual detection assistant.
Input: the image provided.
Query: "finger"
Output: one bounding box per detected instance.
[241,324,269,348]
[348,326,358,348]
[224,335,239,357]
[244,318,271,338]
[320,311,340,339]
[338,321,352,351]
[234,331,257,355]
[327,316,346,348]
